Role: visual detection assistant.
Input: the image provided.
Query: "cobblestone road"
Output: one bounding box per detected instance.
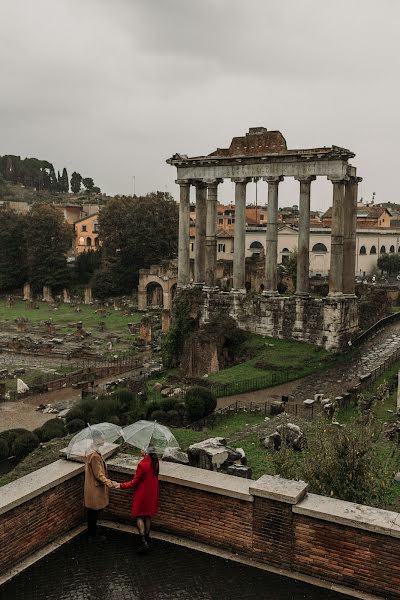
[0,529,353,600]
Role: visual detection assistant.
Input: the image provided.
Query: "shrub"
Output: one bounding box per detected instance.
[66,418,85,434]
[34,419,67,442]
[11,432,40,460]
[145,400,161,419]
[300,418,396,506]
[113,388,135,411]
[185,395,205,423]
[65,396,97,424]
[65,406,86,423]
[166,409,181,427]
[90,396,122,424]
[0,428,29,448]
[150,409,168,423]
[0,438,9,460]
[160,397,179,412]
[185,386,217,421]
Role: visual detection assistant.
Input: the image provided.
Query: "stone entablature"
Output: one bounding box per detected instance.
[1,454,399,598]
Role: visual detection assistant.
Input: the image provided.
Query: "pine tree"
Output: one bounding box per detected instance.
[0,206,28,290]
[61,168,69,192]
[71,172,82,194]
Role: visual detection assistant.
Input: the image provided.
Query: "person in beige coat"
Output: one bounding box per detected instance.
[84,429,118,542]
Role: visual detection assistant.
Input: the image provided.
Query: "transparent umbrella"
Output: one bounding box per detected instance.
[122,420,180,455]
[65,422,123,459]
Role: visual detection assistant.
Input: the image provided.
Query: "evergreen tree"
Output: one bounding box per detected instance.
[57,170,62,190]
[25,204,73,293]
[49,166,58,192]
[70,172,82,194]
[61,167,69,192]
[0,206,28,291]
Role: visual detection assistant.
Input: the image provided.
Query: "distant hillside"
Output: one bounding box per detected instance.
[376,202,400,215]
[0,154,100,196]
[0,180,108,207]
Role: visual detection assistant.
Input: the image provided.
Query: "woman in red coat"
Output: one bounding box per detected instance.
[117,448,159,553]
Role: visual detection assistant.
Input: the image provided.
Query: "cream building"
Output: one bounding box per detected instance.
[190,225,400,277]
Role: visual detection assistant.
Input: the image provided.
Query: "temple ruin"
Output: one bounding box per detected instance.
[167,127,361,349]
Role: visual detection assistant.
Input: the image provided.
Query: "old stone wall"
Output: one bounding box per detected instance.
[202,291,358,350]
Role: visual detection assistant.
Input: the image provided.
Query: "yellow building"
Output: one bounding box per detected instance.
[74,213,100,254]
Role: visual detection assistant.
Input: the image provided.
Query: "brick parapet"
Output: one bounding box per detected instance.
[0,455,399,598]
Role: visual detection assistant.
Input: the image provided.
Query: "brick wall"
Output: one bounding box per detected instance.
[293,514,400,598]
[1,457,400,599]
[106,471,253,555]
[0,473,84,574]
[252,497,294,569]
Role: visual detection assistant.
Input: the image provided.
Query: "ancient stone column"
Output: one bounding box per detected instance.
[194,181,207,285]
[176,179,191,288]
[295,176,315,296]
[23,283,32,302]
[328,178,346,296]
[343,177,361,296]
[263,176,284,295]
[204,179,222,289]
[84,286,92,304]
[232,178,251,292]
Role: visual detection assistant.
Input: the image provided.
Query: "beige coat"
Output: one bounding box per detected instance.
[84,451,117,510]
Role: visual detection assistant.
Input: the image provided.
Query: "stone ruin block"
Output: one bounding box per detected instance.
[161,309,171,333]
[84,287,92,305]
[139,319,152,343]
[16,318,29,333]
[44,320,56,335]
[42,286,54,303]
[187,437,249,476]
[23,283,32,302]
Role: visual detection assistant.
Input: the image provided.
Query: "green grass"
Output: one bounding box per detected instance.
[208,333,334,384]
[0,299,141,331]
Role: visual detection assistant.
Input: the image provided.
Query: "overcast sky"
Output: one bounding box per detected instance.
[1,0,399,210]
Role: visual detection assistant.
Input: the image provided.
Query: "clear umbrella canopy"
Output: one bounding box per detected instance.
[122,420,180,455]
[65,423,123,459]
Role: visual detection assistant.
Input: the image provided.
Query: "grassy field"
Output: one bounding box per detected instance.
[207,333,334,384]
[0,299,142,332]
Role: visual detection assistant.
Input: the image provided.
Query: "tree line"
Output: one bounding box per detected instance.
[0,155,100,194]
[0,192,178,296]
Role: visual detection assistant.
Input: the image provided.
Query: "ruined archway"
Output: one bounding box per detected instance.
[146,282,163,308]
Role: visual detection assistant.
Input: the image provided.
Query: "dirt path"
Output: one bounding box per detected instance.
[0,368,143,433]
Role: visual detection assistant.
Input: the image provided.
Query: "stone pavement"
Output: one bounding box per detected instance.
[0,528,354,600]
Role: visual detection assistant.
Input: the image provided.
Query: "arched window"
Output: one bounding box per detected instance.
[312,243,328,252]
[370,245,377,254]
[390,245,395,253]
[281,247,290,265]
[94,237,99,247]
[250,241,264,256]
[86,237,92,247]
[380,245,386,254]
[359,245,366,255]
[79,236,84,245]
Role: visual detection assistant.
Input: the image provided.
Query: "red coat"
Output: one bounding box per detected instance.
[120,455,159,517]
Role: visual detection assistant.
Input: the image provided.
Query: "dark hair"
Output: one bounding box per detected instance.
[149,452,159,476]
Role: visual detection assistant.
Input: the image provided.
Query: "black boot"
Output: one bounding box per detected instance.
[145,533,151,545]
[137,535,149,554]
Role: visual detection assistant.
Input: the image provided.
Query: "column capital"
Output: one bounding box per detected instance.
[263,176,284,184]
[205,178,223,188]
[193,179,207,189]
[328,176,349,184]
[295,175,316,183]
[231,177,252,184]
[175,179,191,187]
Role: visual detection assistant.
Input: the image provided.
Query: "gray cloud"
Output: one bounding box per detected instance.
[0,0,399,208]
